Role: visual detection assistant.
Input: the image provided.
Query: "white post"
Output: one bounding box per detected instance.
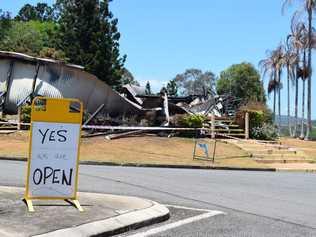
[17,107,21,130]
[245,112,249,139]
[211,114,215,139]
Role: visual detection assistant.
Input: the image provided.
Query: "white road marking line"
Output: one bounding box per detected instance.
[124,210,224,237]
[164,204,218,212]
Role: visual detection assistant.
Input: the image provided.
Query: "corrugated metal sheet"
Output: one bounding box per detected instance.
[0,59,11,92]
[0,51,142,116]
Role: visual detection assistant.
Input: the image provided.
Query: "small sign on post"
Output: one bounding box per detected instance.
[24,97,83,212]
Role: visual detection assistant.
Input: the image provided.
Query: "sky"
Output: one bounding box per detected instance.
[1,0,316,118]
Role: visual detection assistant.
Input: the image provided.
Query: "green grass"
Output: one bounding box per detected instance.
[311,128,316,140]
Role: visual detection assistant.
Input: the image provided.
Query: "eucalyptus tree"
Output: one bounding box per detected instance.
[283,0,316,139]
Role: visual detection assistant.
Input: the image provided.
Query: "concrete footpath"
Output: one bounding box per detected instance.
[0,186,169,237]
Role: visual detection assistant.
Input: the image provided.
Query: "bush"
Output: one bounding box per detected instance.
[249,110,273,128]
[21,105,31,123]
[169,114,206,137]
[236,101,274,140]
[251,123,278,141]
[180,114,206,128]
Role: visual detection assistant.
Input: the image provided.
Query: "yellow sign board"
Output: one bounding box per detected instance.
[24,97,83,212]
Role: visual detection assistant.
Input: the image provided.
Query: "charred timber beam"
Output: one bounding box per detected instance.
[83,103,105,126]
[2,60,14,112]
[30,63,41,102]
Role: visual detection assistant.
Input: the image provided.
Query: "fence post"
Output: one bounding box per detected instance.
[245,112,249,139]
[17,107,21,130]
[211,114,215,139]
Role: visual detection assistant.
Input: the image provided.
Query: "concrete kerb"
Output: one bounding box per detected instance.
[35,201,170,237]
[4,155,316,172]
[0,156,278,172]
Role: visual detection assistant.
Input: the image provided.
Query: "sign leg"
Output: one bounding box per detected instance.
[66,199,84,212]
[24,199,34,212]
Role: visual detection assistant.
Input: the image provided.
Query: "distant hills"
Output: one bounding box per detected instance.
[274,115,316,127]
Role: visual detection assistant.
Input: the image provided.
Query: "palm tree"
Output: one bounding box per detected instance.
[287,20,306,137]
[259,46,285,130]
[274,45,286,132]
[283,0,315,139]
[295,24,316,138]
[283,44,298,136]
[259,51,277,120]
[298,49,308,139]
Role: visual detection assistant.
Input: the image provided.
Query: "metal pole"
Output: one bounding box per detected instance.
[192,129,198,160]
[212,137,217,163]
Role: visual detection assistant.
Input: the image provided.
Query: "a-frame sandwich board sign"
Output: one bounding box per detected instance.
[24,97,83,212]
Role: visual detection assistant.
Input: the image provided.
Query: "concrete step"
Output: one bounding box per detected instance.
[254,159,313,164]
[213,129,244,132]
[249,149,298,155]
[0,126,17,130]
[216,133,246,137]
[252,154,307,160]
[237,144,290,150]
[0,130,16,134]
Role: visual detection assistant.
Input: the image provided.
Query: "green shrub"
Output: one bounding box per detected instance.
[180,114,206,128]
[251,123,278,141]
[236,101,273,130]
[170,114,206,137]
[21,105,31,123]
[249,110,272,128]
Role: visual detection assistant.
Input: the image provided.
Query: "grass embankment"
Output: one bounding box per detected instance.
[280,137,316,161]
[0,131,266,168]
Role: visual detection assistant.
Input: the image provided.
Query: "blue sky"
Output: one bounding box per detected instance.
[2,0,316,118]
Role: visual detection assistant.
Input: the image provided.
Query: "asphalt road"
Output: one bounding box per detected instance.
[0,160,316,236]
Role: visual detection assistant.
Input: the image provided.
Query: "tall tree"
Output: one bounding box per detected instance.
[284,44,298,136]
[145,81,152,95]
[283,0,316,139]
[166,79,178,96]
[294,25,314,139]
[218,62,266,103]
[56,0,126,90]
[299,48,308,138]
[15,3,57,22]
[287,20,307,137]
[0,21,63,59]
[259,48,284,125]
[275,45,286,132]
[121,68,139,86]
[174,69,216,96]
[0,10,12,41]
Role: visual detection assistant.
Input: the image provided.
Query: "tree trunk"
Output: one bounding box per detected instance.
[300,79,306,139]
[278,70,281,134]
[287,66,292,136]
[305,9,313,140]
[273,86,276,122]
[294,66,299,138]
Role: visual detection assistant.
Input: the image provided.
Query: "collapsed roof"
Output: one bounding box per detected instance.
[0,51,142,117]
[0,51,226,126]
